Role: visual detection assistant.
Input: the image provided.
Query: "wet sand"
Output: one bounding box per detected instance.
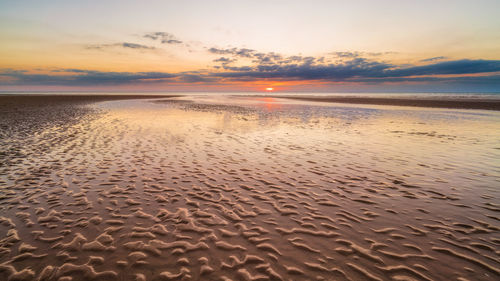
[275,95,500,110]
[1,95,499,281]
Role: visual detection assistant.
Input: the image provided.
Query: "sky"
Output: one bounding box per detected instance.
[1,0,499,92]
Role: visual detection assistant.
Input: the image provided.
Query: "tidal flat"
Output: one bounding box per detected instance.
[0,94,499,281]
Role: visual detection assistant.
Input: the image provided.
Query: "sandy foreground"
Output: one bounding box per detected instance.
[0,94,499,281]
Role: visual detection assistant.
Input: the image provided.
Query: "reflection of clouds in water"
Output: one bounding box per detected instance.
[105,96,497,133]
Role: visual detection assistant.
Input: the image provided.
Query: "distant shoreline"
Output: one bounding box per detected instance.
[0,94,179,106]
[274,95,500,111]
[1,93,500,111]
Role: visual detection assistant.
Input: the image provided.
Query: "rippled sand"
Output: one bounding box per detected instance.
[1,95,499,281]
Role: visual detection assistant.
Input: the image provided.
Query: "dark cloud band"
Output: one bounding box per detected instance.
[1,59,499,89]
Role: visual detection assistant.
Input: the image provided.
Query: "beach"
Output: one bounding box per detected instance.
[1,94,499,281]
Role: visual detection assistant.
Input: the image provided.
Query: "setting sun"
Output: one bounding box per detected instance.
[265,87,274,91]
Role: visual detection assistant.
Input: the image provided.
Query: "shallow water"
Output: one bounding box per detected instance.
[1,95,499,281]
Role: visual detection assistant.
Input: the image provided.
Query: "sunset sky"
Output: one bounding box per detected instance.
[1,0,499,92]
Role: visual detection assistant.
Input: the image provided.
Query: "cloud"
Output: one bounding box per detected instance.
[351,74,500,84]
[2,58,499,89]
[387,59,500,77]
[180,74,215,83]
[213,57,237,69]
[212,57,393,80]
[213,57,235,64]
[208,48,324,68]
[211,58,500,82]
[86,42,155,50]
[331,51,393,58]
[121,42,155,49]
[333,51,361,58]
[420,56,447,62]
[144,32,183,44]
[208,47,255,58]
[0,69,177,85]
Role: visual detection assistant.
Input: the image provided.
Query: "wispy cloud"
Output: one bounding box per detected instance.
[143,32,183,44]
[420,56,448,62]
[86,42,156,50]
[208,47,255,58]
[331,51,393,58]
[213,57,236,67]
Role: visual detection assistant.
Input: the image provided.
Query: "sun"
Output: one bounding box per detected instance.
[265,87,274,91]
